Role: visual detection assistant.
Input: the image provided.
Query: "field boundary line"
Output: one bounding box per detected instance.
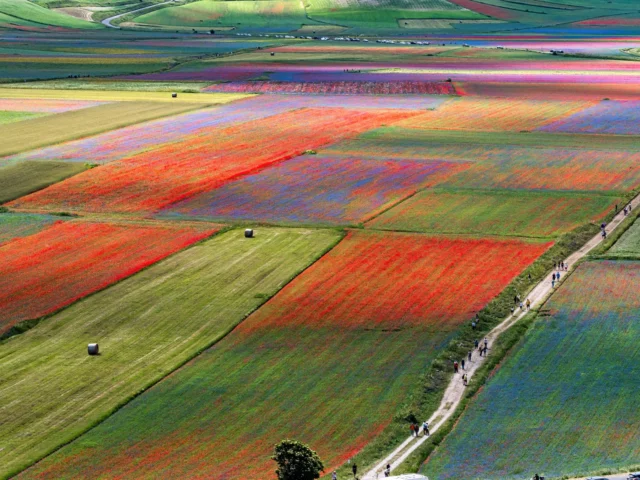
[363,193,640,480]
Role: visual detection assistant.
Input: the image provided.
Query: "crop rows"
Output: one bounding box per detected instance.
[423,260,640,479]
[9,108,417,213]
[163,155,469,224]
[0,219,218,334]
[206,81,457,95]
[0,212,60,247]
[539,100,640,135]
[17,230,551,480]
[0,98,103,113]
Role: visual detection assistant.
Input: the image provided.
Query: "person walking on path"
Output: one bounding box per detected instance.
[461,358,466,370]
[462,373,468,386]
[526,298,531,310]
[409,423,415,437]
[474,339,479,348]
[352,463,357,478]
[384,464,391,477]
[483,345,488,356]
[484,338,488,349]
[333,471,337,480]
[454,361,459,373]
[468,350,472,362]
[423,421,430,437]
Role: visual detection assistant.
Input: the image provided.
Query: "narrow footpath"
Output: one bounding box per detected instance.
[363,196,639,480]
[101,0,176,29]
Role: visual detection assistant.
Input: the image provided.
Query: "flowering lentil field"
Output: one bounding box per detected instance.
[422,260,640,479]
[4,35,640,480]
[163,155,469,224]
[17,231,551,480]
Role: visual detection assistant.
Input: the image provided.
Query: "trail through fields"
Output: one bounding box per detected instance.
[102,0,177,28]
[363,194,640,480]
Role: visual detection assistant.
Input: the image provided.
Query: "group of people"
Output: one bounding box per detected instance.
[601,222,608,239]
[409,420,430,438]
[512,293,531,315]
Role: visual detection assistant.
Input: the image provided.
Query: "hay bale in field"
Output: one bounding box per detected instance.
[172,93,178,98]
[87,343,99,356]
[245,228,254,238]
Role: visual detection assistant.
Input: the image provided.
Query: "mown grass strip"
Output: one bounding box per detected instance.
[0,161,86,204]
[0,227,342,479]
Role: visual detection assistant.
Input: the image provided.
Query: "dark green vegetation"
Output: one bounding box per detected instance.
[0,161,86,204]
[0,227,341,479]
[0,0,99,29]
[273,440,325,480]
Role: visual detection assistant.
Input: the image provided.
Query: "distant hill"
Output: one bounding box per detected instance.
[0,0,101,29]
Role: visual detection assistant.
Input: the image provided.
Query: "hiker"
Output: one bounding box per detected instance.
[463,374,468,386]
[410,423,416,437]
[384,464,391,477]
[520,301,524,310]
[468,350,472,362]
[483,345,488,356]
[526,299,531,310]
[474,339,479,348]
[484,338,488,348]
[471,320,476,329]
[624,207,628,216]
[423,421,430,436]
[602,229,607,239]
[352,463,357,478]
[552,278,555,288]
[557,271,561,280]
[601,222,606,230]
[332,472,338,480]
[461,359,466,370]
[454,361,459,373]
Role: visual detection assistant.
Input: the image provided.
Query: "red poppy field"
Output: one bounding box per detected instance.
[16,230,551,480]
[0,219,218,334]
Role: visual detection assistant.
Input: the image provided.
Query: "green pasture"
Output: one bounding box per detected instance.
[423,260,640,479]
[0,101,204,158]
[134,0,316,29]
[0,110,47,125]
[0,161,87,204]
[307,9,485,29]
[607,215,640,258]
[0,227,340,479]
[0,0,101,29]
[367,189,617,238]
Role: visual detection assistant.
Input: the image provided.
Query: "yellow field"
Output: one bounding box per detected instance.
[0,88,252,104]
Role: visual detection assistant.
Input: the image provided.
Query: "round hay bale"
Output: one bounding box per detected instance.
[88,343,99,356]
[171,93,178,98]
[244,228,254,238]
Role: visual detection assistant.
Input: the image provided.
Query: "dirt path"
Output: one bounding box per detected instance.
[363,197,639,480]
[101,0,176,29]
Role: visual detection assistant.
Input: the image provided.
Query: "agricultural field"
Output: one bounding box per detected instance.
[0,161,87,203]
[17,230,551,480]
[0,227,340,479]
[606,216,640,258]
[0,0,100,30]
[539,100,640,135]
[0,218,218,334]
[0,110,46,124]
[0,100,208,157]
[422,260,640,479]
[0,212,60,246]
[367,188,617,238]
[162,155,469,225]
[9,107,416,213]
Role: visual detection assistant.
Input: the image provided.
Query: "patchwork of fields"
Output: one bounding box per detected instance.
[1,29,640,480]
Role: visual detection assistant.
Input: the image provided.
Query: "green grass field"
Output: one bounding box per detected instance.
[422,260,640,479]
[0,227,340,479]
[607,215,640,258]
[0,110,47,125]
[0,80,213,92]
[367,189,617,238]
[135,0,315,30]
[0,0,101,29]
[0,161,87,204]
[0,101,206,158]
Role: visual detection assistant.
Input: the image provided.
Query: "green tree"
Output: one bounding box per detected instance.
[272,439,324,480]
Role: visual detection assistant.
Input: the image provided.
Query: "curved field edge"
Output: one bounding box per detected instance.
[328,193,633,479]
[0,227,344,480]
[420,260,640,479]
